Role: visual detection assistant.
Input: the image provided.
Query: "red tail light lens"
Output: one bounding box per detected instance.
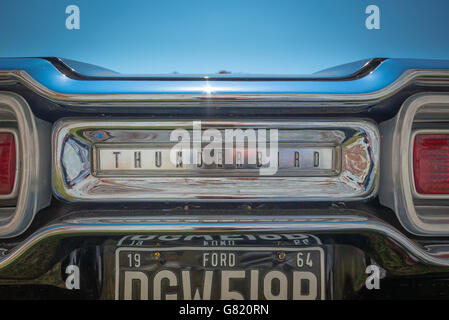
[413,134,449,194]
[0,132,16,195]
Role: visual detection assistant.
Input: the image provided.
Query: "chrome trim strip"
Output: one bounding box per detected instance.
[1,215,449,269]
[47,56,384,81]
[0,92,52,238]
[1,69,449,105]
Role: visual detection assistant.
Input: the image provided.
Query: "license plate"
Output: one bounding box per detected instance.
[115,246,325,300]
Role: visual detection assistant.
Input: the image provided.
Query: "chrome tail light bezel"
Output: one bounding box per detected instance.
[380,93,449,236]
[0,92,51,238]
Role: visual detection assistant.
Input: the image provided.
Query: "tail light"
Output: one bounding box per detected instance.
[0,132,17,195]
[413,134,449,195]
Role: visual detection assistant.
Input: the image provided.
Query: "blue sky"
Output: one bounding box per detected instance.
[1,0,449,74]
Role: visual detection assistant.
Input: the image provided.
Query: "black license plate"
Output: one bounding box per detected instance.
[115,246,325,300]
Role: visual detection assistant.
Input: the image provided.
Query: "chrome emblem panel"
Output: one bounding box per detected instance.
[94,144,336,177]
[52,120,379,201]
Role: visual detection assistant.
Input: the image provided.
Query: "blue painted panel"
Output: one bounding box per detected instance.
[0,58,448,95]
